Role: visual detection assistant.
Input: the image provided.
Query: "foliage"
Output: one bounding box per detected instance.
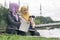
[0,5,9,29]
[0,34,59,40]
[35,16,53,24]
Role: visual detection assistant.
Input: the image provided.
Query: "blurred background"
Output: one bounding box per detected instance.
[0,0,60,30]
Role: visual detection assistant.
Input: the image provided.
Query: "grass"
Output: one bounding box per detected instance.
[0,34,59,40]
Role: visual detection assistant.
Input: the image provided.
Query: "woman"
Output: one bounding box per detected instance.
[19,6,30,35]
[20,6,36,36]
[6,3,21,34]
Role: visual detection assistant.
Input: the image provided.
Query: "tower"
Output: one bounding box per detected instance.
[39,4,42,24]
[18,0,20,7]
[0,3,2,8]
[27,4,29,10]
[40,4,42,16]
[4,0,7,8]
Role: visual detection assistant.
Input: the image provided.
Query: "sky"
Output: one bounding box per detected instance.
[0,0,60,21]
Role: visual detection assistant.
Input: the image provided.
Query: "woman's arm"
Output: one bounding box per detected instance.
[30,20,35,28]
[8,14,20,26]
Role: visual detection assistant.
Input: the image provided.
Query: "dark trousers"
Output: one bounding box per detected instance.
[29,26,35,36]
[6,29,26,36]
[29,31,35,36]
[17,30,26,36]
[6,29,17,34]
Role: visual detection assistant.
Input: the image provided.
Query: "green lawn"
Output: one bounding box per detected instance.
[0,34,59,40]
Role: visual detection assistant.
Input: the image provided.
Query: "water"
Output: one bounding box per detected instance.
[37,28,60,38]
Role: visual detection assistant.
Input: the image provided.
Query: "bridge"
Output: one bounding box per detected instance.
[35,23,60,38]
[35,23,60,29]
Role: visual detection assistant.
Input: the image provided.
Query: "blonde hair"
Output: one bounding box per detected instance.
[20,6,30,21]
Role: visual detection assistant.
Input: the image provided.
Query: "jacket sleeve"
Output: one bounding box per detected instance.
[8,14,20,26]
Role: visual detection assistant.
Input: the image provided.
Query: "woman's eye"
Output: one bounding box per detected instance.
[24,10,27,11]
[24,10,26,11]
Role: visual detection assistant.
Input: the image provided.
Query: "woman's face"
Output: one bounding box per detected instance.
[21,7,28,14]
[15,8,19,13]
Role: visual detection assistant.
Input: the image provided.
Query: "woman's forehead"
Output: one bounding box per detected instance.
[21,6,27,10]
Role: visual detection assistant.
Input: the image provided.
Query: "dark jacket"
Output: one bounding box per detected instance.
[6,12,21,34]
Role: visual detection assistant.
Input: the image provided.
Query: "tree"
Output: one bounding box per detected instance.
[35,16,53,24]
[0,5,9,29]
[46,17,53,23]
[35,16,41,24]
